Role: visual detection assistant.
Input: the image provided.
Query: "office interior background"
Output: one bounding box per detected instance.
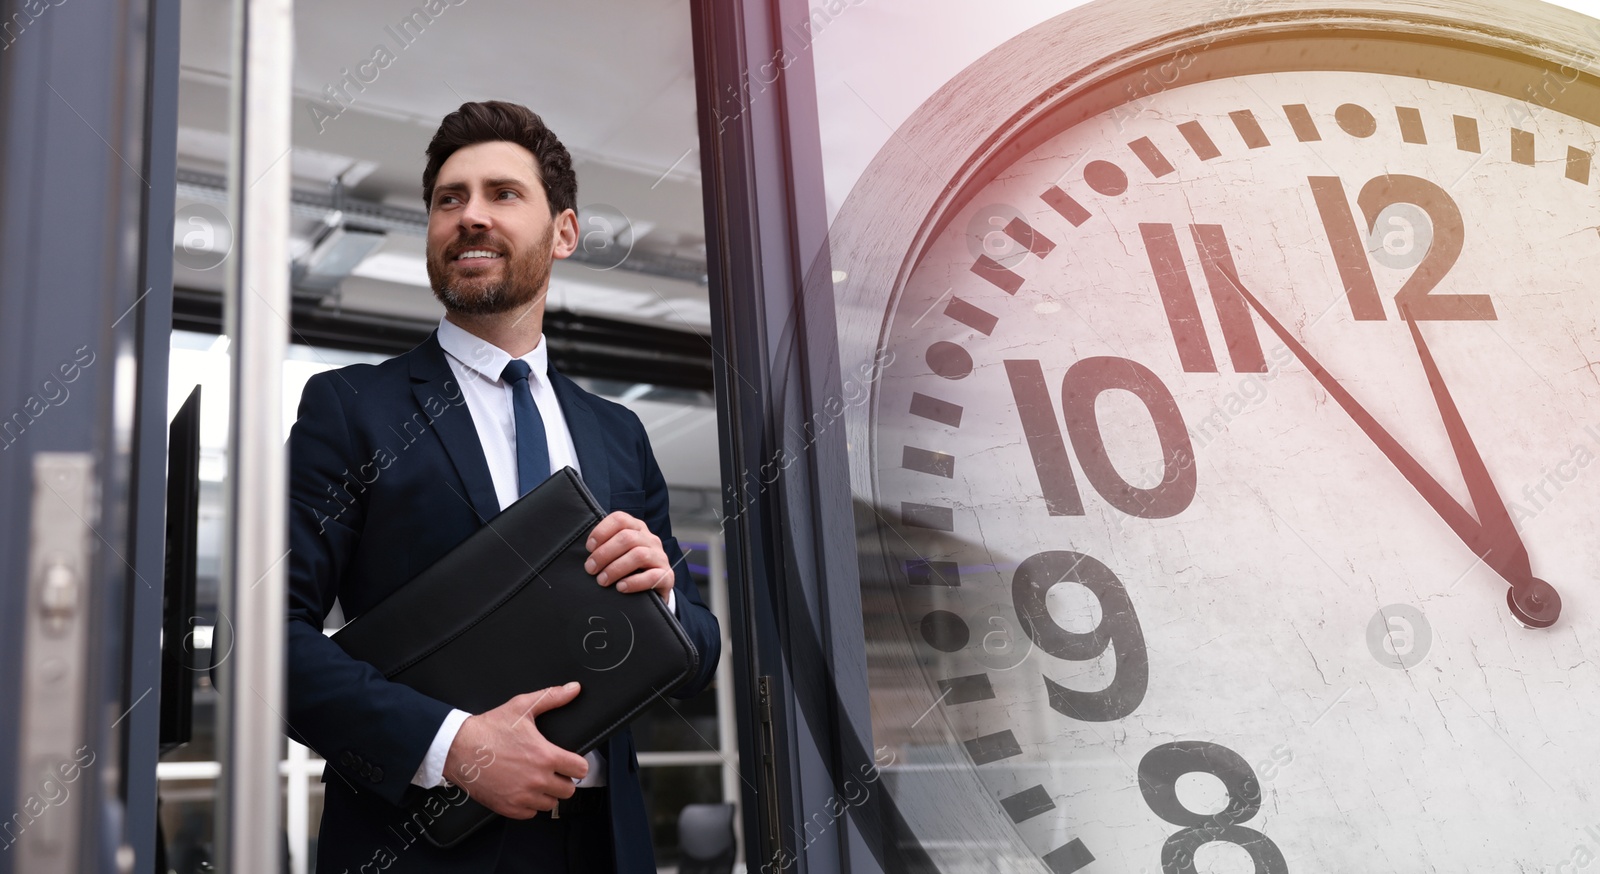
[7,0,1600,871]
[168,1,732,870]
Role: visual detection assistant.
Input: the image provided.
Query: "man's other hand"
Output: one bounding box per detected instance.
[444,683,588,818]
[584,511,674,598]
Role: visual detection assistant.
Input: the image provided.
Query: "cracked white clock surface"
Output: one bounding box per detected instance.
[826,1,1600,871]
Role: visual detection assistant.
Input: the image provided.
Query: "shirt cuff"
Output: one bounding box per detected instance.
[666,588,677,615]
[412,708,471,789]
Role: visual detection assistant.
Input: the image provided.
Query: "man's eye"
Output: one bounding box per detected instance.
[498,190,518,199]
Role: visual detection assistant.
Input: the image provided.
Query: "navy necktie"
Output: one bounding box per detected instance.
[500,359,550,495]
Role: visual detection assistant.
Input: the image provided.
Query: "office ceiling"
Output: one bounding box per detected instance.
[173,0,710,327]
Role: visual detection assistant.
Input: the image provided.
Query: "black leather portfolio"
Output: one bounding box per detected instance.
[331,466,700,847]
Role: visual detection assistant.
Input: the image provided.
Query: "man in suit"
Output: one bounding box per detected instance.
[286,100,721,873]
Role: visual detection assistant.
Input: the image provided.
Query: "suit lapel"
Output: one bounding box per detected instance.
[407,332,501,523]
[550,369,611,510]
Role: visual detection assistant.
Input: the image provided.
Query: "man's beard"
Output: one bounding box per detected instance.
[426,226,554,316]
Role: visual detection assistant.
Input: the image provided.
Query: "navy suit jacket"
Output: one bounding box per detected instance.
[285,331,721,873]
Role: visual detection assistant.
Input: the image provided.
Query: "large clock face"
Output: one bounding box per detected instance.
[837,4,1600,872]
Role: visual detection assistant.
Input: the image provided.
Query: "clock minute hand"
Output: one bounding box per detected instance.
[1218,269,1558,625]
[1216,271,1486,562]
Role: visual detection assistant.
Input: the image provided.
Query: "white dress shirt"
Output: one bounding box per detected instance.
[411,318,675,790]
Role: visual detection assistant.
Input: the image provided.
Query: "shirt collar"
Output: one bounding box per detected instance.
[436,317,547,385]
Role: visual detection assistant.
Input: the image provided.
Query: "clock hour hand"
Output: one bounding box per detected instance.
[1400,307,1559,627]
[1213,267,1559,626]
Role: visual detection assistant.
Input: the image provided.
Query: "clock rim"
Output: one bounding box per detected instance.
[828,0,1600,538]
[828,0,1600,408]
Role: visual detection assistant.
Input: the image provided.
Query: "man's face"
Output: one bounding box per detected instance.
[425,140,575,316]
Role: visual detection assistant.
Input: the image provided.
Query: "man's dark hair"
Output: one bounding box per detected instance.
[422,101,577,216]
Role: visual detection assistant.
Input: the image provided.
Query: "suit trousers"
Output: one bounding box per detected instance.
[495,788,615,873]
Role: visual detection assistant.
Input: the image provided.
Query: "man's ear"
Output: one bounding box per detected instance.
[551,208,579,260]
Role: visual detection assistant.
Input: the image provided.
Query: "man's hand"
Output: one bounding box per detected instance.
[444,683,588,818]
[584,511,674,598]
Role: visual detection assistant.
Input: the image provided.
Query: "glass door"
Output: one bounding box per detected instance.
[699,0,1600,871]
